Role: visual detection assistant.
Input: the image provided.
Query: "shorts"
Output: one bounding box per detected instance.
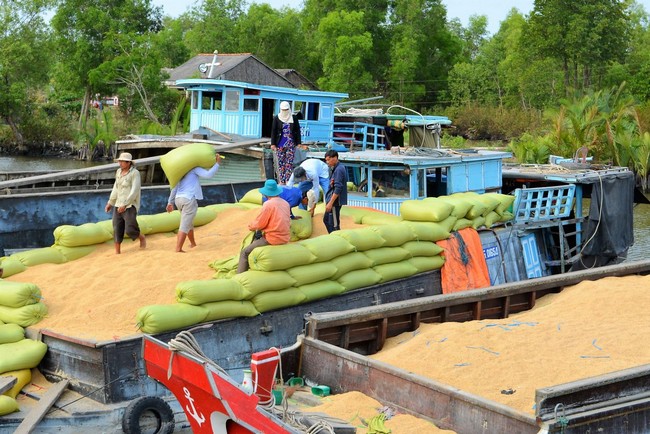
[176,196,198,233]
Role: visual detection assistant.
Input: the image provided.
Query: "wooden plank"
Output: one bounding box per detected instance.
[14,379,69,434]
[0,376,17,395]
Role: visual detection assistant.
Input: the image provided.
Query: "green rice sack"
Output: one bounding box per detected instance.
[251,288,306,313]
[176,279,249,305]
[96,219,114,236]
[484,193,515,214]
[232,270,296,298]
[11,247,66,267]
[340,206,369,224]
[374,261,419,283]
[452,218,473,231]
[0,323,25,344]
[331,252,375,280]
[332,228,386,252]
[138,212,181,234]
[0,339,48,374]
[298,280,346,302]
[0,396,18,416]
[401,240,444,257]
[400,199,454,222]
[290,209,313,241]
[53,223,112,247]
[248,243,316,272]
[287,262,338,286]
[499,211,514,222]
[0,303,47,327]
[53,245,96,262]
[299,235,355,262]
[338,269,382,291]
[240,189,263,205]
[452,192,488,219]
[403,221,450,242]
[194,207,218,226]
[437,196,473,219]
[205,203,243,214]
[363,247,411,266]
[202,300,260,322]
[160,143,216,188]
[136,303,209,334]
[408,255,445,273]
[484,211,501,228]
[471,216,486,230]
[0,257,26,278]
[360,212,403,225]
[0,281,42,308]
[369,223,416,247]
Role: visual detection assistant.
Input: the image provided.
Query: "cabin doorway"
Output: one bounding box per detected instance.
[261,99,275,139]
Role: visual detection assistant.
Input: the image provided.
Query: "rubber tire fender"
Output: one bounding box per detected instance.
[122,396,175,434]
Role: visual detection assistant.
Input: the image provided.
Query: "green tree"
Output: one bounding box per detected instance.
[0,0,53,148]
[315,10,375,97]
[51,0,163,132]
[183,0,246,55]
[525,0,631,93]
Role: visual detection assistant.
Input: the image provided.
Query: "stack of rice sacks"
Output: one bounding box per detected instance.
[0,281,48,415]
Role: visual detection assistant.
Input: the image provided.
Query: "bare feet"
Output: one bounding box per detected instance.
[190,243,197,248]
[176,250,186,253]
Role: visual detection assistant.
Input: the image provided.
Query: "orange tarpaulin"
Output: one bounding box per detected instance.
[436,227,490,294]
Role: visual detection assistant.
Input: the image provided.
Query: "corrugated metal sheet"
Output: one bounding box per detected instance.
[200,154,264,183]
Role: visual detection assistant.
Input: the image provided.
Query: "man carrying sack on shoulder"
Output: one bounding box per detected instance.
[237,179,291,273]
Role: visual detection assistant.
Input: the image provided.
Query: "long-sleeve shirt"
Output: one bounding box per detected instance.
[327,162,348,206]
[168,163,220,204]
[108,166,142,211]
[287,158,329,201]
[249,196,291,245]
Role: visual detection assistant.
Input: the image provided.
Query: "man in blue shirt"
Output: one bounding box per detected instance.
[263,182,316,219]
[324,149,348,233]
[166,154,222,252]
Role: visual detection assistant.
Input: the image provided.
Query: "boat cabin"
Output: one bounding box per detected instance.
[309,148,511,215]
[175,78,348,144]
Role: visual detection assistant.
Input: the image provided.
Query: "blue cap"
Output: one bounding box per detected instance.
[259,179,283,197]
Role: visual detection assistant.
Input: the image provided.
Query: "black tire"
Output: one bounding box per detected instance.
[122,396,175,434]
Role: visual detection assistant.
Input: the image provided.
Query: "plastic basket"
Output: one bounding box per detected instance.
[512,185,576,223]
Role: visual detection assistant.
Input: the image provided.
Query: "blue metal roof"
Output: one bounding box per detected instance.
[175,79,348,101]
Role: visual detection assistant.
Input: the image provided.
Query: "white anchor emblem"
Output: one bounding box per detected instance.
[184,387,205,426]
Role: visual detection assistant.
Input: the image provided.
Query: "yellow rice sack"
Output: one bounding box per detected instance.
[0,395,18,416]
[403,221,450,242]
[369,223,416,247]
[194,207,218,226]
[360,212,403,225]
[452,218,473,231]
[53,245,96,262]
[484,193,515,214]
[240,189,263,205]
[2,368,31,398]
[160,143,216,188]
[401,240,444,257]
[438,196,473,218]
[138,212,181,235]
[400,198,454,222]
[290,209,313,241]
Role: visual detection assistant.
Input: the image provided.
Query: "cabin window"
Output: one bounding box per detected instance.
[295,101,305,119]
[307,102,320,121]
[371,169,410,198]
[243,98,259,112]
[225,90,240,111]
[191,91,199,110]
[426,167,448,197]
[201,91,222,111]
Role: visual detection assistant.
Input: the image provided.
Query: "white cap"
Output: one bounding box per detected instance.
[280,101,290,110]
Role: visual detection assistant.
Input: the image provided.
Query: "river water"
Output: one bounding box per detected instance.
[1,155,648,261]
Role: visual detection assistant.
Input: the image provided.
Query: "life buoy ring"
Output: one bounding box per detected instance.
[122,396,175,434]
